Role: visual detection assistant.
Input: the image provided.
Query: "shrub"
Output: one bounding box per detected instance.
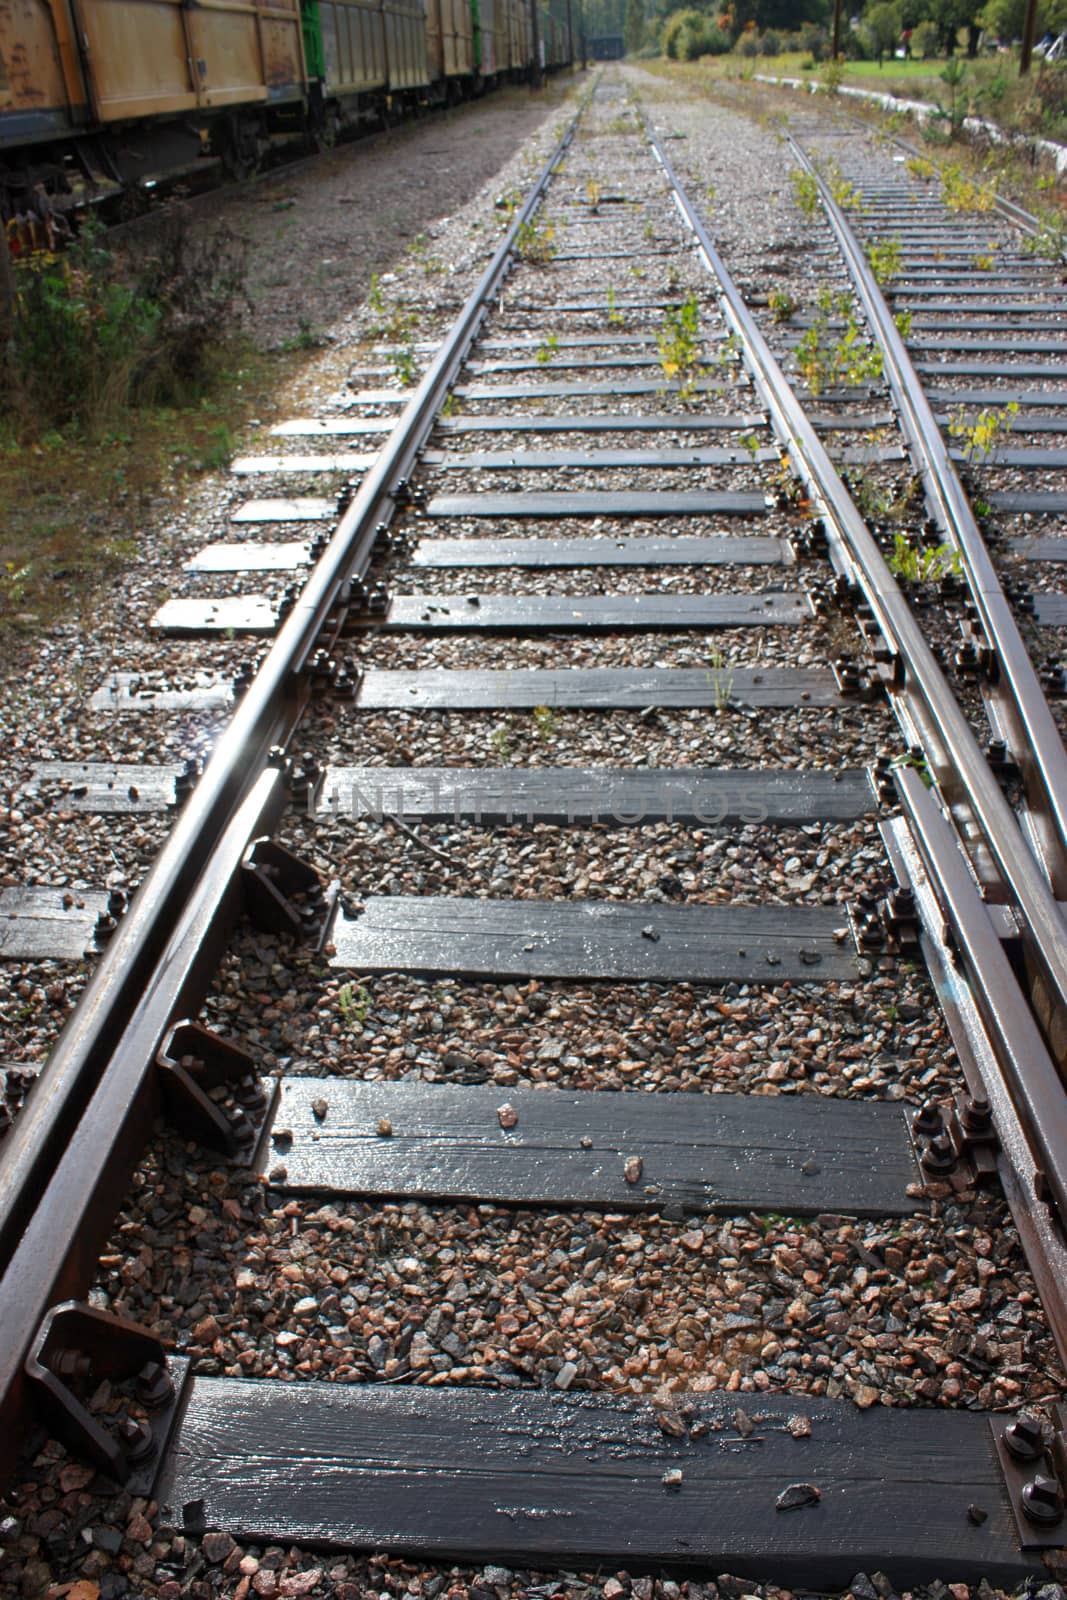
[663,9,730,57]
[912,19,939,57]
[662,9,704,57]
[760,29,781,54]
[1,209,248,440]
[798,21,827,60]
[1036,62,1067,122]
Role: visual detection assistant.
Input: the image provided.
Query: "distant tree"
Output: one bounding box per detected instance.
[584,0,627,35]
[730,0,828,31]
[861,0,903,53]
[625,0,647,48]
[979,0,1067,37]
[922,0,981,50]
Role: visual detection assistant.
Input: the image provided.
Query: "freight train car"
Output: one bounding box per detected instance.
[309,0,430,143]
[542,9,569,68]
[0,0,306,187]
[425,0,475,90]
[0,0,571,223]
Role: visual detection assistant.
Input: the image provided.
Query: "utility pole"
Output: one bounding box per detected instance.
[0,226,15,348]
[832,0,843,58]
[1020,0,1038,73]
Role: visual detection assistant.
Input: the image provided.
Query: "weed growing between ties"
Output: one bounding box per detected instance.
[948,401,1019,467]
[0,208,292,634]
[886,531,962,585]
[795,286,883,396]
[515,215,558,264]
[790,169,820,220]
[769,289,797,324]
[657,294,704,401]
[865,237,902,287]
[1023,179,1067,268]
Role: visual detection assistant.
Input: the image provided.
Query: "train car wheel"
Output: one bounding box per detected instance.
[217,114,263,181]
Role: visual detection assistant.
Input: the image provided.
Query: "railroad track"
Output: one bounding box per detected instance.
[2,70,1067,1592]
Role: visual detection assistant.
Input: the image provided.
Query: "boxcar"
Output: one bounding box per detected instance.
[0,0,306,191]
[0,0,305,145]
[425,0,474,85]
[313,0,428,112]
[0,0,569,219]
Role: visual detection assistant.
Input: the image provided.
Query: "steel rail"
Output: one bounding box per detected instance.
[0,101,584,1291]
[0,769,286,1468]
[832,103,1064,257]
[889,768,1067,1363]
[788,134,1067,902]
[644,122,1067,1229]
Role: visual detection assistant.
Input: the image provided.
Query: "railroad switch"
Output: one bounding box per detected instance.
[301,650,361,701]
[305,648,339,694]
[831,573,862,613]
[788,516,829,562]
[991,1404,1067,1547]
[954,614,999,683]
[93,888,128,945]
[391,478,426,511]
[174,757,201,805]
[373,523,411,558]
[938,571,965,604]
[276,582,301,624]
[871,756,896,807]
[985,738,1020,789]
[233,650,266,700]
[241,835,331,942]
[25,1302,187,1490]
[290,750,325,809]
[334,482,360,518]
[157,1020,272,1161]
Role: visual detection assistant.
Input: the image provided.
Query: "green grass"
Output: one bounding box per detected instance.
[764,50,949,82]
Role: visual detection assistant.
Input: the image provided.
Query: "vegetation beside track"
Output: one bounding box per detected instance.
[644,50,1067,145]
[0,211,301,637]
[638,55,1067,239]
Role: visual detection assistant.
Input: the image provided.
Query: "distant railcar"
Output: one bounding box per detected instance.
[425,0,475,87]
[311,0,429,134]
[542,10,568,69]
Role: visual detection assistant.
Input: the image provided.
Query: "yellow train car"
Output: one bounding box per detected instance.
[0,0,306,194]
[0,0,305,137]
